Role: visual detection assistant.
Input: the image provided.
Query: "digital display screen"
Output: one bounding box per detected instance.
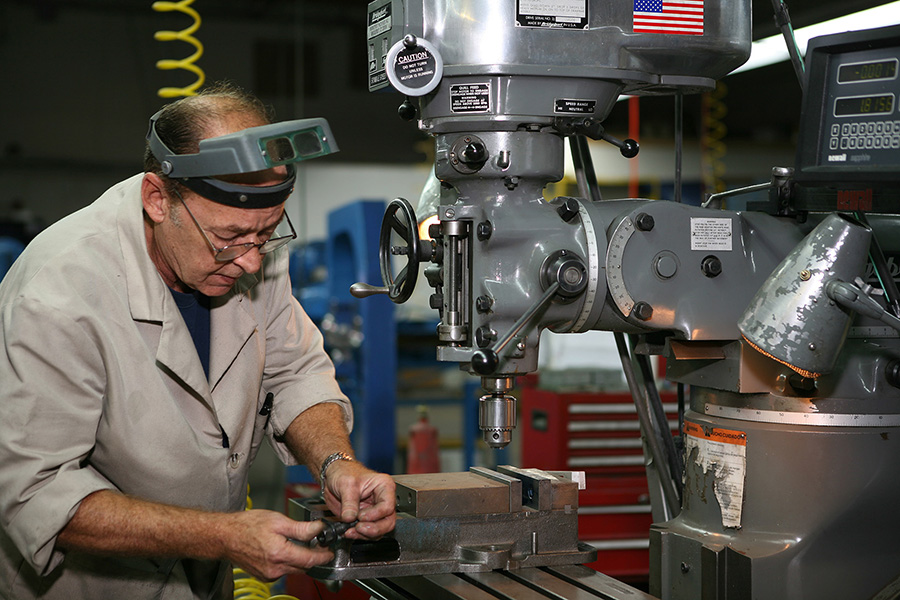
[834,94,895,117]
[838,59,898,83]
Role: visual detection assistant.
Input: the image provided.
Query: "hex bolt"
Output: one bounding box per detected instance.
[556,198,580,223]
[476,220,493,241]
[701,255,723,278]
[681,562,691,574]
[475,295,493,313]
[635,212,655,232]
[632,301,653,321]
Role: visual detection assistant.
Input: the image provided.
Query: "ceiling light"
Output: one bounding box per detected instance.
[731,2,900,74]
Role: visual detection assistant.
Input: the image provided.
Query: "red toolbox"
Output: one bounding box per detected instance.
[520,381,678,585]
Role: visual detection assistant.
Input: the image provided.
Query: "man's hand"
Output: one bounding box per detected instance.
[58,491,338,580]
[221,509,334,581]
[283,403,398,541]
[321,461,396,541]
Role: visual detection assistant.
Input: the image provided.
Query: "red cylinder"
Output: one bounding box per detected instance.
[407,406,440,474]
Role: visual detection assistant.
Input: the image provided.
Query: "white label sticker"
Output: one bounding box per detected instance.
[684,421,746,529]
[690,217,733,251]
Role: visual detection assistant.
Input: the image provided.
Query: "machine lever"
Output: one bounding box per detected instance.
[471,282,560,375]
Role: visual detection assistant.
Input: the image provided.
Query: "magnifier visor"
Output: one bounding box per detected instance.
[260,128,330,165]
[147,110,339,208]
[147,112,339,178]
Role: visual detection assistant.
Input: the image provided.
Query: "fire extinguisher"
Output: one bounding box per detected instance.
[407,405,440,473]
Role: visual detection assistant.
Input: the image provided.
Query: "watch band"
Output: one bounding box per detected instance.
[319,451,355,488]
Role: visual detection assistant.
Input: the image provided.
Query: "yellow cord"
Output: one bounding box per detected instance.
[234,489,301,600]
[151,0,205,98]
[701,81,728,197]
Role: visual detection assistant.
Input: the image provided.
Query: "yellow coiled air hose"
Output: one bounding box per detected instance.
[151,0,205,98]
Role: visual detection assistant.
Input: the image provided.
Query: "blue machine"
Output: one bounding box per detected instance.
[327,201,397,474]
[288,201,397,479]
[0,237,25,280]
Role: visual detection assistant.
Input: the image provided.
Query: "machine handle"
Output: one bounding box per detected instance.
[349,198,423,303]
[349,282,391,298]
[471,282,560,375]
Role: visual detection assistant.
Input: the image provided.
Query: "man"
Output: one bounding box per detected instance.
[0,83,396,599]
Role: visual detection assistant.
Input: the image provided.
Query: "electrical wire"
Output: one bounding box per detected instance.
[770,0,806,90]
[152,0,206,98]
[854,211,900,318]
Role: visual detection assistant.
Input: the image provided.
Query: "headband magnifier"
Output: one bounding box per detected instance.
[147,111,339,208]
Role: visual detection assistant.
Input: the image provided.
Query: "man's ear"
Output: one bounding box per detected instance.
[142,173,171,224]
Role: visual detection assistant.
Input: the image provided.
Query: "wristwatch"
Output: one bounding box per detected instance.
[319,451,355,490]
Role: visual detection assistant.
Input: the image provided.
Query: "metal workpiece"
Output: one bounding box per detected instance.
[651,405,900,600]
[356,565,658,600]
[292,467,596,581]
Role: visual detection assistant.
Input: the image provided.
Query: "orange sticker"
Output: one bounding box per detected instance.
[684,421,747,446]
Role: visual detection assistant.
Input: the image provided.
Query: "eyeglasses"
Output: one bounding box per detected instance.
[173,188,297,262]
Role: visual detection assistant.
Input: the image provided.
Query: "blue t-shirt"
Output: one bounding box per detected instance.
[170,287,211,378]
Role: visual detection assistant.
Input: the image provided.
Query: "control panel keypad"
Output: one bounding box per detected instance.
[830,120,900,150]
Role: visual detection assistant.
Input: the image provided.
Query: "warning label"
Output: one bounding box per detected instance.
[393,47,436,88]
[450,83,491,113]
[690,217,733,251]
[516,0,588,29]
[554,98,596,114]
[684,421,746,528]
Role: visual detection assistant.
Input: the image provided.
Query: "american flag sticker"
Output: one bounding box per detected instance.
[633,0,704,35]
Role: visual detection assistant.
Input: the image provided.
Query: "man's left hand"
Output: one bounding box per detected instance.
[321,460,396,540]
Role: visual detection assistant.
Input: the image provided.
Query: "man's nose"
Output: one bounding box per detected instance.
[232,246,263,274]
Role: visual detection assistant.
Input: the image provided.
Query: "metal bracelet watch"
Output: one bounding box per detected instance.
[319,451,355,490]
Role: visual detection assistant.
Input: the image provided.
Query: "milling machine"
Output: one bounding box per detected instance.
[303,3,900,598]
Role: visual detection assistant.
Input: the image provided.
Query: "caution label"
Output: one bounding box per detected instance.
[450,83,491,113]
[684,421,746,528]
[690,217,733,251]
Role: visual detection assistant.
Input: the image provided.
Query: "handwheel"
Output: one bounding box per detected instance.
[379,198,420,304]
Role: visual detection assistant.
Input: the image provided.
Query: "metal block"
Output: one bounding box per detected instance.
[394,471,515,518]
[496,465,579,511]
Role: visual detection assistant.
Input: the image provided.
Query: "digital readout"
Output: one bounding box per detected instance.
[834,94,895,117]
[838,59,898,83]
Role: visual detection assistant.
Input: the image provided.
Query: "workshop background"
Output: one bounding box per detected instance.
[0,0,894,590]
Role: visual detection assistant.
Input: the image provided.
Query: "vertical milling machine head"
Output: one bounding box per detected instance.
[354,0,752,448]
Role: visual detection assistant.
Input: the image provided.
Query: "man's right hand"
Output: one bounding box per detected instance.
[221,509,334,581]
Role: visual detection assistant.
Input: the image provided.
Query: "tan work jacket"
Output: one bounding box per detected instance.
[0,175,351,599]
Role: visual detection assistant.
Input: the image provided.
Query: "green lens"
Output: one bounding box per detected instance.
[291,130,324,158]
[264,137,296,163]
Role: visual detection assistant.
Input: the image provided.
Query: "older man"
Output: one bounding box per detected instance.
[0,84,395,599]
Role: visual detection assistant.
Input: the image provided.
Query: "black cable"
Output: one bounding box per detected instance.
[571,134,603,203]
[770,0,806,90]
